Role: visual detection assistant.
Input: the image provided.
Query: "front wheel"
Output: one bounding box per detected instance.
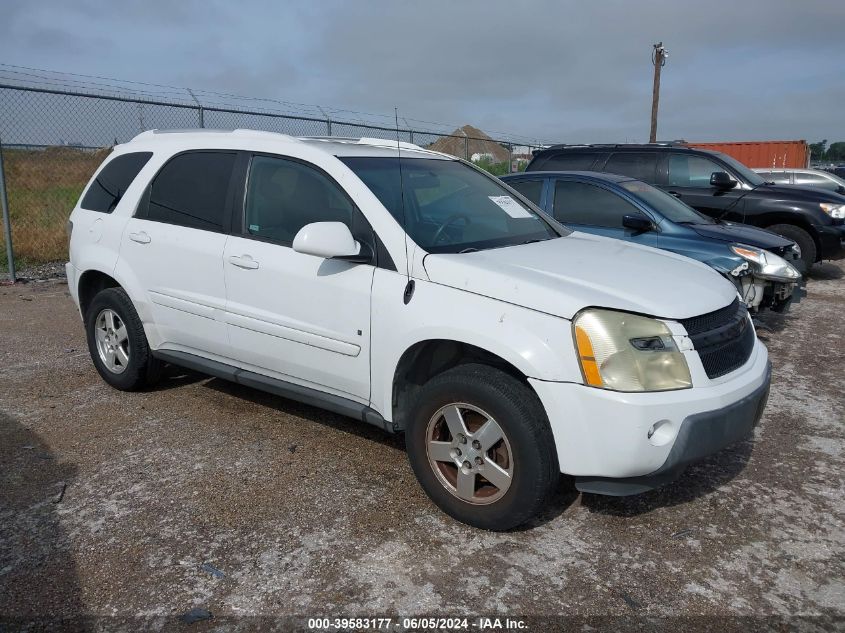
[405,364,559,530]
[765,223,816,273]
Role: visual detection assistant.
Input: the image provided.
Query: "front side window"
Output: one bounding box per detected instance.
[507,179,543,205]
[667,154,727,188]
[794,172,838,191]
[341,157,560,253]
[81,151,152,213]
[244,156,355,244]
[604,153,658,182]
[146,151,235,231]
[620,180,713,224]
[553,180,639,228]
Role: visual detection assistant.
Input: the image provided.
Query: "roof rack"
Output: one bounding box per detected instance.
[300,136,423,151]
[129,128,296,143]
[541,141,689,151]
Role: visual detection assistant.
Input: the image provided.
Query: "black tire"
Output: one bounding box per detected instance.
[765,223,816,273]
[405,363,559,531]
[85,287,162,391]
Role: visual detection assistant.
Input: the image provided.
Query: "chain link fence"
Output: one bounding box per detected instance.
[0,75,548,280]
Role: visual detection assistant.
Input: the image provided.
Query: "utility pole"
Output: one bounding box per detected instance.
[649,42,668,143]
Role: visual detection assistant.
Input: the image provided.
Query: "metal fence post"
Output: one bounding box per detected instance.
[0,136,15,282]
[187,88,204,128]
[464,136,469,161]
[507,143,513,173]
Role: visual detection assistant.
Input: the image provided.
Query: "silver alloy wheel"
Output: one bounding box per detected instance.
[425,402,514,505]
[94,308,130,374]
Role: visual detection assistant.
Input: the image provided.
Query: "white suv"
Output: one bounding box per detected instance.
[67,130,772,530]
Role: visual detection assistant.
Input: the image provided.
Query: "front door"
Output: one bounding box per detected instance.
[550,179,659,248]
[223,154,375,402]
[662,154,746,222]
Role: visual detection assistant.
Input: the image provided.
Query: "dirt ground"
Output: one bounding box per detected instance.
[1,262,843,632]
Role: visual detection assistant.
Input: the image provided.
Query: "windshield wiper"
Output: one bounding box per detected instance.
[522,238,548,245]
[458,247,479,254]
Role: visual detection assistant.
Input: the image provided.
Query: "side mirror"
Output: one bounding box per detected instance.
[622,214,655,233]
[837,185,845,195]
[710,171,738,190]
[292,221,370,262]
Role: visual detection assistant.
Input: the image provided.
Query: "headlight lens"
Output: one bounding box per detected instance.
[820,203,845,219]
[730,243,801,281]
[573,309,692,392]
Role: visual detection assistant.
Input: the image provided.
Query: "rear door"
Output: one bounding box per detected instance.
[661,153,746,222]
[550,178,658,248]
[222,153,376,402]
[118,150,237,359]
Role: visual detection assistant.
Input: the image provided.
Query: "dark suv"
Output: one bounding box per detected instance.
[527,144,845,271]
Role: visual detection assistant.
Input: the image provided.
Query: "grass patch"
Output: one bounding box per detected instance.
[0,146,108,266]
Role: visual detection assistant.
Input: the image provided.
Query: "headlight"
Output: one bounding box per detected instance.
[730,244,801,282]
[573,309,691,392]
[820,203,845,219]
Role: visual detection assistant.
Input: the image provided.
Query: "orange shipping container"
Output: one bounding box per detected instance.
[686,140,810,169]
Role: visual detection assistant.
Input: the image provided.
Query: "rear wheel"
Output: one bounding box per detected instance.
[85,287,161,391]
[405,364,559,531]
[765,223,816,273]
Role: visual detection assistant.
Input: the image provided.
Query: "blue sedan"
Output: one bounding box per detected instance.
[501,171,801,312]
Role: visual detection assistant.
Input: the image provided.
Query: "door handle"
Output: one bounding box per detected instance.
[129,231,151,244]
[668,191,682,198]
[228,255,259,270]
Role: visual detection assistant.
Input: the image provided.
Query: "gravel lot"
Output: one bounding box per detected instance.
[1,263,843,631]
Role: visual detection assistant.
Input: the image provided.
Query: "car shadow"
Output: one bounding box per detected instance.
[0,413,86,630]
[805,261,843,281]
[201,376,407,453]
[145,364,208,392]
[579,440,753,517]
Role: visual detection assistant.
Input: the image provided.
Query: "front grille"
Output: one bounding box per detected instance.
[679,298,740,336]
[679,299,755,379]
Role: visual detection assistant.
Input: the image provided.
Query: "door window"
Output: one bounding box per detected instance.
[553,180,639,228]
[244,156,356,245]
[144,151,236,231]
[667,154,726,188]
[603,153,658,182]
[538,153,604,171]
[507,179,543,205]
[81,152,152,213]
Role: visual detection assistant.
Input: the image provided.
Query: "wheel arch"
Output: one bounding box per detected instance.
[77,268,122,317]
[390,338,534,431]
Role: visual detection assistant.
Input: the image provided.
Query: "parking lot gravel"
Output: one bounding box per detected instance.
[1,263,843,631]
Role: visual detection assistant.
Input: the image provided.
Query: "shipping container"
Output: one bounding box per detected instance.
[687,140,809,169]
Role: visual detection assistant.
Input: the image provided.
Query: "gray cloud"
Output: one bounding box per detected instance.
[1,0,842,143]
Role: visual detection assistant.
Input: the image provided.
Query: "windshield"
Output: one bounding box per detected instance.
[620,180,714,224]
[711,152,766,186]
[340,157,561,253]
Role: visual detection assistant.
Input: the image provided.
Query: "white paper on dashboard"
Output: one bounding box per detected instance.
[488,195,533,218]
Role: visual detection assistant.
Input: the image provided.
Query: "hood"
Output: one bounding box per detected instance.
[422,232,736,321]
[757,183,845,203]
[690,221,794,249]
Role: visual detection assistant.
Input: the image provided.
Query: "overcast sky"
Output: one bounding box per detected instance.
[1,0,843,144]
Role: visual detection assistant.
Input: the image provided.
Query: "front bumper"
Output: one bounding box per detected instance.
[529,337,771,490]
[575,361,771,495]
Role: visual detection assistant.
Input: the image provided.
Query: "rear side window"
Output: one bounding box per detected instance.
[508,179,543,205]
[536,153,603,171]
[553,180,638,228]
[144,151,236,231]
[604,153,658,182]
[81,152,152,213]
